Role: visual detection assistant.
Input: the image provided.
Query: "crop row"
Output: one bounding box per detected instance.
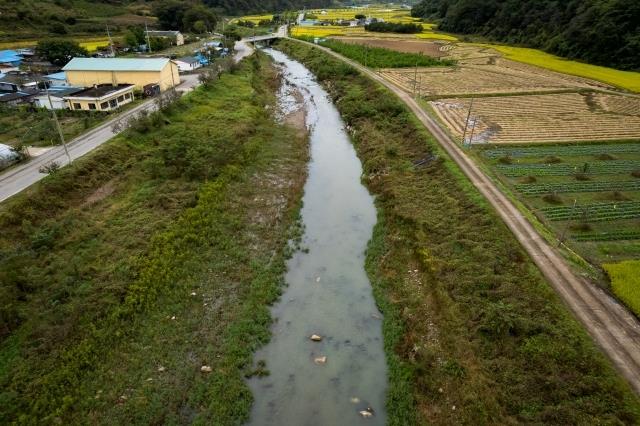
[484,143,640,158]
[540,201,640,221]
[515,180,640,195]
[497,160,640,177]
[571,230,640,242]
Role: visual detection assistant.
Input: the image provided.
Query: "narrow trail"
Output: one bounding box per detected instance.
[288,38,640,394]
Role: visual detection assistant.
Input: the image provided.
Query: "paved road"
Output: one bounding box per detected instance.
[291,38,640,394]
[0,37,266,203]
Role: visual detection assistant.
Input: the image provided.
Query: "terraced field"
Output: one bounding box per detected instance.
[430,93,640,144]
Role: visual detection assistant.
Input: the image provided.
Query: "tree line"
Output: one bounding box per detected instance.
[411,0,640,71]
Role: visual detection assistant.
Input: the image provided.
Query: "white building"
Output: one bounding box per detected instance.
[33,87,83,110]
[174,56,201,72]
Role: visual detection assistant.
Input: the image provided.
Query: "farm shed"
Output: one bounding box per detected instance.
[63,58,179,92]
[147,30,184,46]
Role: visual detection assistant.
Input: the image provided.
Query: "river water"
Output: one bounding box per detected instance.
[246,48,388,425]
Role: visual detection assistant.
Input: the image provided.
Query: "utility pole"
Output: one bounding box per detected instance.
[559,199,578,246]
[364,44,368,68]
[466,115,477,147]
[145,21,152,54]
[106,24,115,57]
[43,81,71,164]
[413,60,418,97]
[461,98,474,145]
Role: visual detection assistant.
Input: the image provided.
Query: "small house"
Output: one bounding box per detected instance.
[65,84,135,112]
[174,56,201,72]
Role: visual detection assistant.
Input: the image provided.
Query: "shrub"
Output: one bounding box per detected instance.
[542,193,563,204]
[543,155,562,163]
[365,22,423,34]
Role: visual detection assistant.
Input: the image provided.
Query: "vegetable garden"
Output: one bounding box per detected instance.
[540,201,640,222]
[484,142,640,159]
[497,160,640,177]
[515,180,640,195]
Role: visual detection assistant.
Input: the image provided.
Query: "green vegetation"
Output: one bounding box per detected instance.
[309,38,455,68]
[365,22,423,34]
[412,0,640,71]
[0,54,309,423]
[0,104,137,149]
[275,38,640,425]
[515,180,640,195]
[604,260,640,316]
[484,143,640,159]
[36,39,88,66]
[541,201,640,222]
[474,141,640,291]
[497,161,640,177]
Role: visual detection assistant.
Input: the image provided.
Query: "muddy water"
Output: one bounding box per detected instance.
[246,49,387,425]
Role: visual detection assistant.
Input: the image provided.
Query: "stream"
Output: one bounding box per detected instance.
[246,48,388,425]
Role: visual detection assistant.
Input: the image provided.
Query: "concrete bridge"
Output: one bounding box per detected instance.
[244,25,288,44]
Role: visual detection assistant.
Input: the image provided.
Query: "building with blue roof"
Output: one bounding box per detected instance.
[0,50,23,66]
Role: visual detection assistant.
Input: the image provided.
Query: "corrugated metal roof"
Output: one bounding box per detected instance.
[46,71,67,80]
[63,57,170,72]
[177,56,199,64]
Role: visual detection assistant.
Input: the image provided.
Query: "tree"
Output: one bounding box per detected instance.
[182,5,218,33]
[125,26,146,48]
[355,14,366,20]
[36,40,88,66]
[49,22,68,34]
[152,0,189,30]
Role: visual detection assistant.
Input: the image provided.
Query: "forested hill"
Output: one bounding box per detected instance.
[202,0,332,14]
[411,0,640,71]
[0,0,332,39]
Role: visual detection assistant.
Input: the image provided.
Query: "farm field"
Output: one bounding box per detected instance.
[475,141,640,313]
[312,38,453,68]
[289,7,457,41]
[308,7,426,24]
[475,44,640,93]
[380,58,611,98]
[429,93,640,144]
[333,37,447,57]
[0,36,119,52]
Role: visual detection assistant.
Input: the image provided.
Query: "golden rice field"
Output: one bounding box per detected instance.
[604,260,640,316]
[290,25,457,41]
[0,37,114,52]
[232,14,273,24]
[429,93,640,144]
[78,38,112,52]
[308,8,422,24]
[476,44,640,93]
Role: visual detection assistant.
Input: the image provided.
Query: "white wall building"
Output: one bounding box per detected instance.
[175,56,202,72]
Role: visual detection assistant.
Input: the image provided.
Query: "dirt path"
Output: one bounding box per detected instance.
[289,38,640,394]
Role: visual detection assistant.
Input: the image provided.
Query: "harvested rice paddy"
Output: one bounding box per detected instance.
[430,93,640,144]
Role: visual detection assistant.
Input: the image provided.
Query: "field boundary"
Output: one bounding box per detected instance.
[287,36,640,394]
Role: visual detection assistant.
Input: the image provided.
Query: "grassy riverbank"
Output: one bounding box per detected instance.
[274,39,640,424]
[0,54,309,423]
